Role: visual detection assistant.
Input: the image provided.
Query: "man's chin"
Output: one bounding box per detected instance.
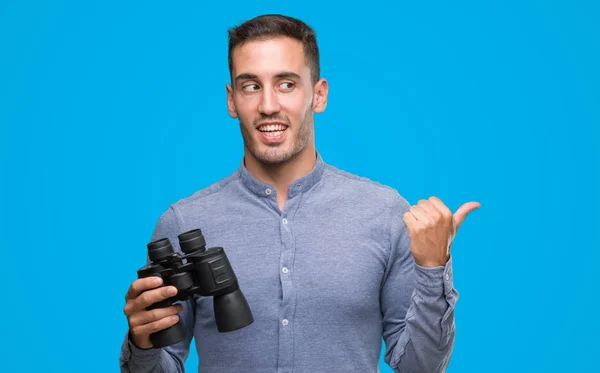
[253,147,297,165]
[257,154,291,165]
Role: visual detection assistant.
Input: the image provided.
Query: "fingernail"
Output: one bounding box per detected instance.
[153,277,162,285]
[168,287,177,295]
[177,304,184,311]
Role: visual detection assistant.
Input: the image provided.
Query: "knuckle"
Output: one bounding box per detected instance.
[140,292,150,305]
[131,325,143,337]
[149,308,163,321]
[130,281,140,293]
[129,282,140,296]
[123,303,133,316]
[128,314,139,327]
[146,309,157,321]
[140,292,156,308]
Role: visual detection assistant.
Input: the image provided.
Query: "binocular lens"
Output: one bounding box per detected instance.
[178,229,207,254]
[147,238,174,262]
[214,288,254,332]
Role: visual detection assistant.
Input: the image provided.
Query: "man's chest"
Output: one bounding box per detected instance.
[192,207,391,323]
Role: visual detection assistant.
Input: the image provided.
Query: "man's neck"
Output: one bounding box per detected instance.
[244,144,317,210]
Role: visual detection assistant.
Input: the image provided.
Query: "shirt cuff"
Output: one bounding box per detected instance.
[414,255,455,297]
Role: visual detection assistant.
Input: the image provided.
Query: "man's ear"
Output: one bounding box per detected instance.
[226,84,238,118]
[313,78,329,114]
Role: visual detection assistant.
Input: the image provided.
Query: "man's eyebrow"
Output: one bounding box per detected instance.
[235,73,258,81]
[234,72,302,82]
[274,72,301,80]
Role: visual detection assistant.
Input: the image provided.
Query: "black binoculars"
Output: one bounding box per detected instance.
[136,228,254,348]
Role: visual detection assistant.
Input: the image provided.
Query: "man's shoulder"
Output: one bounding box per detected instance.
[322,163,411,210]
[170,170,241,211]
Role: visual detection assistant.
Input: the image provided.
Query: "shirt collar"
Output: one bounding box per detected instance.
[238,151,326,198]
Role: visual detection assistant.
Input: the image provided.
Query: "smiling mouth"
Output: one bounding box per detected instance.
[257,123,288,137]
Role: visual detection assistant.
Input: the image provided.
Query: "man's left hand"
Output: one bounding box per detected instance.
[403,196,480,268]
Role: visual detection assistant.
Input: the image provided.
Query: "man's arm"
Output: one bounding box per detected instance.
[119,300,194,373]
[119,207,196,373]
[380,198,459,373]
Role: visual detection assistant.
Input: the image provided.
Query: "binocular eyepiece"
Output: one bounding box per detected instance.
[136,229,254,348]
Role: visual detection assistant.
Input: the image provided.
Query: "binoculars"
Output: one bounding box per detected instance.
[136,228,254,348]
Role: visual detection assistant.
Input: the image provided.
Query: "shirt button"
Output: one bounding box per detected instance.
[282,267,289,274]
[282,218,288,225]
[265,188,272,195]
[445,273,450,281]
[282,319,289,326]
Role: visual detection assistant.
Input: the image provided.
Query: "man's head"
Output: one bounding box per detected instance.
[226,14,328,165]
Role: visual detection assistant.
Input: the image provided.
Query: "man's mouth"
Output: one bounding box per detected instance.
[257,123,288,138]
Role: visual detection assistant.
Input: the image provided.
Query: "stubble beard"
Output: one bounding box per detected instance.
[239,105,313,165]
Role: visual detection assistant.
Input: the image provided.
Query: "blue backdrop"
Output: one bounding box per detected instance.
[1,1,598,372]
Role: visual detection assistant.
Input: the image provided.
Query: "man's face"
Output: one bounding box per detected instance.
[226,37,327,164]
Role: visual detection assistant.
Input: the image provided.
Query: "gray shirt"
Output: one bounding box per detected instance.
[119,152,458,373]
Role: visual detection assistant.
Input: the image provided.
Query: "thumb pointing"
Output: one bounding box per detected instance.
[453,202,481,232]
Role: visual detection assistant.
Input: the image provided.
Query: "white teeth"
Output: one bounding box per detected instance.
[264,130,283,137]
[258,124,287,132]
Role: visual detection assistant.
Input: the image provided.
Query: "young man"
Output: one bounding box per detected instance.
[120,14,480,373]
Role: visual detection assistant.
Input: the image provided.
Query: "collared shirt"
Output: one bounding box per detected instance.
[119,153,458,373]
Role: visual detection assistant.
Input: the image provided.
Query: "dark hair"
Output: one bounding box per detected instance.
[227,14,320,85]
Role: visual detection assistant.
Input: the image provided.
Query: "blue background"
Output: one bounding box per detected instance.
[1,1,598,372]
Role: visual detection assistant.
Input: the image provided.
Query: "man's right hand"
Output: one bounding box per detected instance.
[123,277,183,349]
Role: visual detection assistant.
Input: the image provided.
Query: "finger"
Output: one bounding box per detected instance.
[129,304,184,327]
[453,201,481,230]
[417,199,438,215]
[428,196,453,218]
[125,277,163,301]
[135,285,178,311]
[410,205,431,223]
[402,211,418,227]
[451,217,457,239]
[131,314,181,338]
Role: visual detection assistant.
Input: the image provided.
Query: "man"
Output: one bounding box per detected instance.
[120,14,480,373]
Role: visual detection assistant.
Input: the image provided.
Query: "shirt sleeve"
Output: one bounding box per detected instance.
[119,206,196,373]
[380,197,459,373]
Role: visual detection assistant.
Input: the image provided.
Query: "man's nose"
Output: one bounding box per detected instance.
[258,87,281,115]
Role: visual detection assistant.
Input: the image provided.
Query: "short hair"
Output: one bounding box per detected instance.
[227,14,320,85]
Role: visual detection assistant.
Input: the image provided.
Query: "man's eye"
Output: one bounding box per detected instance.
[242,84,259,92]
[279,82,295,90]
